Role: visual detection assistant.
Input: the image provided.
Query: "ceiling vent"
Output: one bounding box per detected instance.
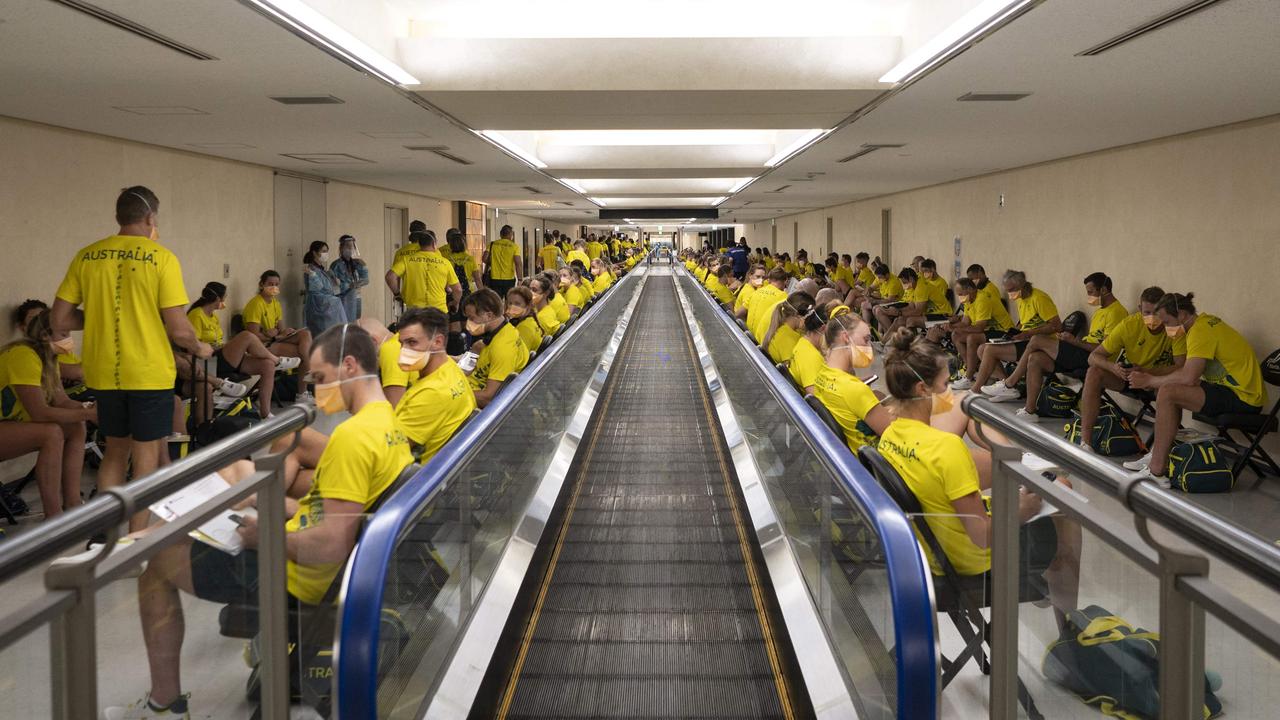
[495,179,528,184]
[764,185,792,194]
[270,95,345,105]
[50,0,218,60]
[957,91,1032,102]
[113,106,208,116]
[837,143,907,163]
[403,146,474,165]
[280,153,373,164]
[523,186,548,195]
[187,142,255,149]
[1077,0,1229,56]
[556,201,575,206]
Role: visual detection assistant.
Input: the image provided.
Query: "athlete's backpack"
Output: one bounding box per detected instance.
[1167,439,1234,493]
[1043,605,1223,719]
[1063,399,1145,456]
[1036,377,1080,418]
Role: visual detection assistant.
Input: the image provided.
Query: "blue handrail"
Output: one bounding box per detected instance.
[681,271,939,717]
[334,268,640,718]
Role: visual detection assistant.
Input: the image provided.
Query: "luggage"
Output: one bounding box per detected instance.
[1036,377,1080,418]
[1167,439,1234,493]
[1063,399,1145,456]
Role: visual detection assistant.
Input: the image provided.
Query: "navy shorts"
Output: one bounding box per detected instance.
[93,389,172,441]
[189,543,301,608]
[1053,341,1092,374]
[1199,381,1262,417]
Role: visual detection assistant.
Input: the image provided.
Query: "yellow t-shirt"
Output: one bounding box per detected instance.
[0,344,47,422]
[378,333,415,391]
[963,292,1013,332]
[812,365,881,452]
[538,245,562,270]
[708,277,736,305]
[875,276,904,301]
[536,303,562,335]
[567,249,591,269]
[586,241,603,260]
[55,234,188,391]
[1186,314,1267,408]
[1083,300,1129,345]
[469,322,529,390]
[242,294,283,333]
[767,324,802,365]
[578,279,597,301]
[763,256,776,269]
[878,417,988,576]
[748,286,786,342]
[391,249,460,313]
[856,266,876,288]
[1015,287,1059,331]
[832,266,854,288]
[488,239,519,281]
[286,400,412,604]
[561,284,585,310]
[395,360,476,461]
[186,308,224,346]
[1101,313,1186,370]
[734,283,758,313]
[592,272,614,294]
[789,336,825,391]
[548,292,571,323]
[446,250,478,291]
[977,280,1002,308]
[515,316,544,354]
[918,276,953,316]
[393,243,420,266]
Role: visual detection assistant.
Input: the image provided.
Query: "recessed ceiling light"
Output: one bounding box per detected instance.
[541,130,775,147]
[113,106,209,115]
[478,130,547,168]
[880,0,1035,84]
[956,91,1032,102]
[280,153,373,164]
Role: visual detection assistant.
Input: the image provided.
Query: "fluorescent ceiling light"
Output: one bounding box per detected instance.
[879,0,1034,84]
[588,197,608,206]
[711,197,729,206]
[541,130,775,147]
[246,0,420,86]
[560,179,587,194]
[764,129,828,167]
[479,130,547,168]
[729,177,756,193]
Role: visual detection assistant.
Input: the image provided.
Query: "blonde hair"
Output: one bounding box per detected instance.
[1,309,60,403]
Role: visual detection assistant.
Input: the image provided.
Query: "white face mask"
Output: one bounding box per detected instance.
[317,252,330,264]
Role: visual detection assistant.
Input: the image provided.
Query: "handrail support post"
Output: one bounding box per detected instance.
[988,438,1022,720]
[255,431,301,720]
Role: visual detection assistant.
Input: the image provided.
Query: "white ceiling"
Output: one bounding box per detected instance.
[1,0,1278,226]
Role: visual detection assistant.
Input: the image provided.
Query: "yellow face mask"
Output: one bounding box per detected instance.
[850,344,875,369]
[1142,314,1162,330]
[1086,295,1101,306]
[1008,289,1022,300]
[930,388,956,415]
[1165,324,1186,339]
[397,346,428,373]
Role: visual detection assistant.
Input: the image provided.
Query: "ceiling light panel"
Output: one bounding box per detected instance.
[480,129,829,171]
[561,178,756,195]
[592,197,730,208]
[245,0,419,86]
[113,106,208,115]
[880,0,1035,84]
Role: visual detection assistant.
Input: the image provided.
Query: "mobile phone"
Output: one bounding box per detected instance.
[228,513,248,527]
[861,373,879,385]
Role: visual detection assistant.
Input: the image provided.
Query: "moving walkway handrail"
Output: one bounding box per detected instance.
[0,405,314,584]
[335,268,639,717]
[963,395,1280,592]
[682,270,939,718]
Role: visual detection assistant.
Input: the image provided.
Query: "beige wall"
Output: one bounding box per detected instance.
[0,115,458,338]
[747,115,1280,355]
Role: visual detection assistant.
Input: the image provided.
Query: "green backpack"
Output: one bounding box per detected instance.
[1063,400,1146,457]
[1167,440,1234,493]
[1037,377,1081,418]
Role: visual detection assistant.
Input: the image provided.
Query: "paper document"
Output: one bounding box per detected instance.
[149,473,255,556]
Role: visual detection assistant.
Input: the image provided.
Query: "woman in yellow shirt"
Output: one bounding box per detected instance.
[734,265,765,320]
[462,289,529,408]
[505,286,546,353]
[590,259,615,294]
[244,270,314,387]
[761,292,814,365]
[186,282,287,419]
[536,272,571,325]
[558,267,586,316]
[811,310,892,451]
[0,309,96,519]
[789,302,838,394]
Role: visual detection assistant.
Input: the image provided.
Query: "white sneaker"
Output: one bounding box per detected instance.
[1130,464,1171,489]
[295,391,314,405]
[275,356,301,371]
[216,380,248,399]
[950,377,974,391]
[103,693,190,719]
[1014,408,1036,418]
[52,538,145,577]
[1123,451,1154,471]
[983,382,1021,402]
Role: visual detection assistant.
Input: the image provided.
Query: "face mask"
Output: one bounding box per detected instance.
[1142,314,1161,330]
[532,291,546,303]
[930,388,956,415]
[850,344,875,368]
[315,374,376,415]
[51,336,76,355]
[591,268,601,276]
[1008,289,1022,300]
[958,294,972,304]
[465,319,487,335]
[264,286,281,297]
[341,248,354,259]
[751,276,764,287]
[1086,295,1101,306]
[397,338,441,372]
[560,276,570,288]
[1165,324,1186,339]
[317,252,330,264]
[506,307,524,320]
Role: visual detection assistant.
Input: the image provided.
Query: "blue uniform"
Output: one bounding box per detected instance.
[726,245,750,277]
[330,257,369,321]
[303,264,347,335]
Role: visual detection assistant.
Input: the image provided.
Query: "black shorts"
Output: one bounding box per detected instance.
[488,279,516,298]
[1199,381,1262,417]
[926,313,950,322]
[190,543,301,608]
[93,389,173,441]
[971,516,1058,600]
[1053,341,1092,374]
[216,349,242,379]
[985,329,1008,341]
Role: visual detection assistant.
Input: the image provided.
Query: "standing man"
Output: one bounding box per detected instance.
[386,229,462,315]
[485,224,521,298]
[51,186,211,530]
[726,238,751,280]
[537,232,562,272]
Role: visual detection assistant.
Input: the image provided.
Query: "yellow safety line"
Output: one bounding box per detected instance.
[495,296,641,719]
[677,281,798,720]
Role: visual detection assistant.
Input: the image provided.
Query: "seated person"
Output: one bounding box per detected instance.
[707,264,738,306]
[859,263,904,327]
[794,250,815,279]
[530,274,565,334]
[505,286,545,353]
[831,254,856,296]
[558,266,587,317]
[966,263,1003,309]
[244,270,313,395]
[13,299,86,390]
[0,309,96,519]
[970,270,1061,399]
[187,281,290,419]
[943,278,1014,390]
[1126,292,1267,484]
[734,265,766,320]
[1078,286,1185,449]
[1016,272,1128,417]
[876,266,952,336]
[107,323,413,719]
[789,302,842,394]
[878,328,1078,612]
[360,318,414,409]
[391,308,477,460]
[573,261,597,301]
[463,289,530,408]
[812,312,892,452]
[747,267,791,342]
[761,292,815,364]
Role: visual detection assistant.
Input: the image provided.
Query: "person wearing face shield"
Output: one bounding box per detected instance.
[462,289,530,408]
[330,234,369,322]
[1122,292,1267,485]
[303,240,348,336]
[877,327,1078,613]
[112,323,412,720]
[1076,286,1187,450]
[811,310,892,452]
[392,308,476,461]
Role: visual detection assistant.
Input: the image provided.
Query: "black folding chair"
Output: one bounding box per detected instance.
[1191,348,1280,483]
[857,446,1045,720]
[804,394,844,440]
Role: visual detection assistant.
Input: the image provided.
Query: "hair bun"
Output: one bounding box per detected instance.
[885,327,917,359]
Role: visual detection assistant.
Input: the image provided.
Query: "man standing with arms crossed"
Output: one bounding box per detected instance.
[52,186,211,530]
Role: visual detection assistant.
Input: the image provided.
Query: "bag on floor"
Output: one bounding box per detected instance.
[1063,409,1145,457]
[272,371,299,404]
[1037,378,1081,418]
[1167,440,1234,493]
[1042,605,1223,720]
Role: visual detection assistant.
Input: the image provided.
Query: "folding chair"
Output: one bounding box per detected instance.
[804,394,844,440]
[857,446,1045,720]
[1191,348,1280,483]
